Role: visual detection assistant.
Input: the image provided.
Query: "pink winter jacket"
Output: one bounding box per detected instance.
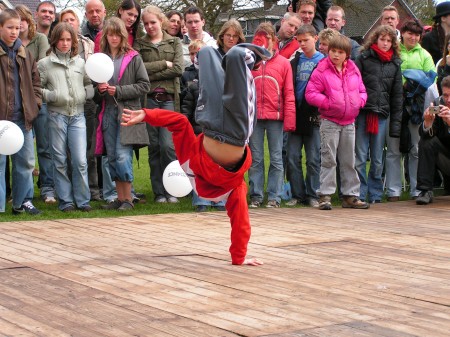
[305,57,367,126]
[251,51,296,132]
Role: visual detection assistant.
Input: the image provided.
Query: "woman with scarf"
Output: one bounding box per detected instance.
[354,25,403,203]
[385,20,436,201]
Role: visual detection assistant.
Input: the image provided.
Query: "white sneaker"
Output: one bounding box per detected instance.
[266,200,280,208]
[286,199,298,206]
[167,196,179,203]
[44,196,57,204]
[308,198,319,208]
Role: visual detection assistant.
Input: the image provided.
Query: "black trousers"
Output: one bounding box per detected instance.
[417,136,450,191]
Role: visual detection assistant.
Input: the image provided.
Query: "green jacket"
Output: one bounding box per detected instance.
[400,43,436,83]
[134,31,183,111]
[25,32,49,62]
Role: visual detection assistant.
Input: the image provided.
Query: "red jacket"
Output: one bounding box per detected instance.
[278,38,300,59]
[251,51,296,131]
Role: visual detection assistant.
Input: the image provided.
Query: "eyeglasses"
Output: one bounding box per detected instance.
[224,33,239,40]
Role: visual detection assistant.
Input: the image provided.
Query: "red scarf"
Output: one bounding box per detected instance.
[370,43,393,62]
[364,44,394,134]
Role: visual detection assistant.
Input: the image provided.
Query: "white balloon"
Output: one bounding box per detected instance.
[85,53,114,83]
[163,160,193,198]
[0,120,24,155]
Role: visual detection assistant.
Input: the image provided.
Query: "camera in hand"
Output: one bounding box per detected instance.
[429,106,440,115]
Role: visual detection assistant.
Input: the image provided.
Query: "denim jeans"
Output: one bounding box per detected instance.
[146,98,177,199]
[48,111,90,210]
[249,120,284,203]
[286,127,320,202]
[33,103,55,198]
[192,191,226,207]
[0,155,5,212]
[385,118,420,197]
[319,119,360,196]
[102,105,134,182]
[101,156,117,202]
[0,120,36,210]
[85,99,100,198]
[355,113,388,202]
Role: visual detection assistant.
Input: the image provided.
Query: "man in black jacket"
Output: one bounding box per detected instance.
[422,1,450,65]
[416,76,450,205]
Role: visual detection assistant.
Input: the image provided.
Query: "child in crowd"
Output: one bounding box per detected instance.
[38,23,93,212]
[305,34,369,210]
[286,24,324,207]
[354,25,403,203]
[95,18,150,211]
[180,39,204,107]
[122,44,271,265]
[249,22,296,209]
[317,28,339,56]
[181,39,226,212]
[0,9,42,215]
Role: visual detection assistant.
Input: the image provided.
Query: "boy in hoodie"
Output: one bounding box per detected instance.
[286,25,324,208]
[122,44,270,266]
[0,9,42,215]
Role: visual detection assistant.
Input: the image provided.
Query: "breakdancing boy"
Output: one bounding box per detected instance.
[122,44,270,265]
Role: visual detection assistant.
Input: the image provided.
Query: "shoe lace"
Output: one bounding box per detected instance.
[22,201,35,209]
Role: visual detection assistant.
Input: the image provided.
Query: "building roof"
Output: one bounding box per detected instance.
[342,0,416,39]
[218,0,417,40]
[8,0,41,11]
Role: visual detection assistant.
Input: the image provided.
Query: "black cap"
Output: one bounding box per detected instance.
[434,1,450,20]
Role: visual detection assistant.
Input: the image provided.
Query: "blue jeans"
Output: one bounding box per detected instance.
[192,191,226,207]
[48,112,90,210]
[146,98,177,199]
[385,118,420,197]
[355,113,387,202]
[33,103,55,198]
[249,120,284,203]
[286,127,320,202]
[0,154,5,212]
[0,120,35,211]
[101,156,117,202]
[102,105,134,182]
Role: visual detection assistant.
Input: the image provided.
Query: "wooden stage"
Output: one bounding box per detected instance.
[0,198,449,337]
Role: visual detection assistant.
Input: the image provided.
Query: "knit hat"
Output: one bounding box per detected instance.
[434,1,450,20]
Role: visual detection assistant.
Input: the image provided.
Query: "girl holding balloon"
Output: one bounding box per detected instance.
[94,18,150,211]
[38,22,94,212]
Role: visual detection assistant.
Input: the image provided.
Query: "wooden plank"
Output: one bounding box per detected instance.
[0,199,449,336]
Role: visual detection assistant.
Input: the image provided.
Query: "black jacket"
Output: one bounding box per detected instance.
[180,79,202,135]
[355,49,403,137]
[422,27,443,65]
[290,51,319,136]
[420,96,450,149]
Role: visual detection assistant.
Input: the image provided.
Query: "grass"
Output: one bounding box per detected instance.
[1,143,427,222]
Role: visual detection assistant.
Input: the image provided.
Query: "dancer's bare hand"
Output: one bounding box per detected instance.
[242,258,264,266]
[121,108,146,126]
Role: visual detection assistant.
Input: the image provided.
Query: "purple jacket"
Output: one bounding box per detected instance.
[305,57,367,126]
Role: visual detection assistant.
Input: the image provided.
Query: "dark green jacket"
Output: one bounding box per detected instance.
[134,31,183,111]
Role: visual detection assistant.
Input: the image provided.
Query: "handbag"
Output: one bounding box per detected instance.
[119,122,150,147]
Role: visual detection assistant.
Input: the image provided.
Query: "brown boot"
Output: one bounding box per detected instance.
[342,196,369,209]
[318,195,332,210]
